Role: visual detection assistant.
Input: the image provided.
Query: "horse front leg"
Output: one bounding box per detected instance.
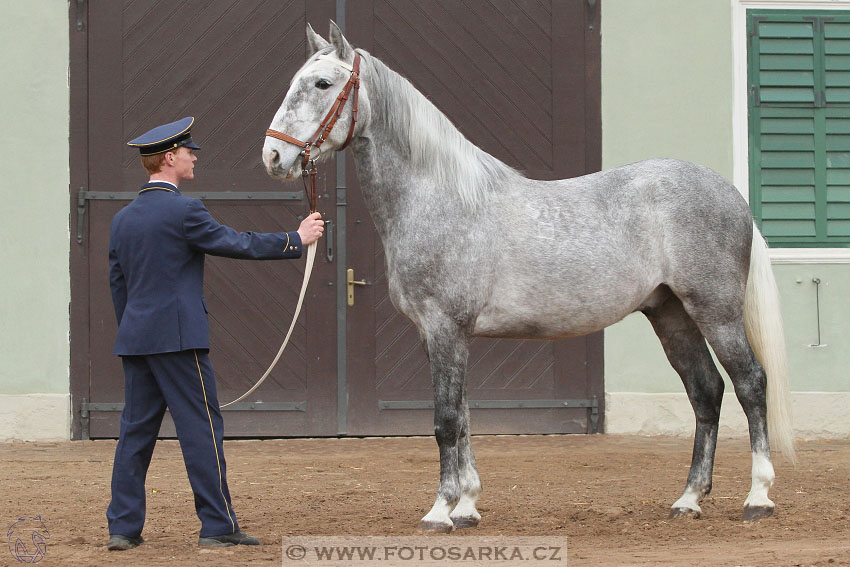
[449,387,482,529]
[418,325,472,533]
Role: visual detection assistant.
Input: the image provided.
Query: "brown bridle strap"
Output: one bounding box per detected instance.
[266,52,361,213]
[264,130,306,147]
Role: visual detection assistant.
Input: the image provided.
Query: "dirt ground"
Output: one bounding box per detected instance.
[1,435,848,567]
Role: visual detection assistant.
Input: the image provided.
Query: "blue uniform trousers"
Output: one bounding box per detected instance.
[106,349,238,538]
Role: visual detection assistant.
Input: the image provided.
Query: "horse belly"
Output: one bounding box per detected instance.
[472,283,647,340]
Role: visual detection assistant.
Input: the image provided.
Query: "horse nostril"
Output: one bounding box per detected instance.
[267,149,281,170]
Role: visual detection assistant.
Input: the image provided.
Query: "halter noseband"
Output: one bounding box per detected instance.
[265,52,362,212]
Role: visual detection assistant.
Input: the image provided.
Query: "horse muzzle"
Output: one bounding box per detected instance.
[262,142,301,180]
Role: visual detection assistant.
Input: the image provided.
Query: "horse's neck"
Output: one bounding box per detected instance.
[348,60,525,240]
[352,59,495,222]
[349,134,435,239]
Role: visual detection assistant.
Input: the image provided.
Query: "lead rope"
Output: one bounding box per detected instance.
[229,53,359,408]
[220,240,316,408]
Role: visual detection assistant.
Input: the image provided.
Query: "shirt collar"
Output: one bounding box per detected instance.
[147,179,177,187]
[139,180,180,194]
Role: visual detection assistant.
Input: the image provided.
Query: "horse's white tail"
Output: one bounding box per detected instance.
[743,225,796,464]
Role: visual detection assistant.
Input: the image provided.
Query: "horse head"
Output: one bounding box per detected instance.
[262,22,369,180]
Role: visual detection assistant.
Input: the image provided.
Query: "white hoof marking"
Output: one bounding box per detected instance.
[671,486,703,515]
[743,453,775,509]
[421,498,454,530]
[449,494,481,522]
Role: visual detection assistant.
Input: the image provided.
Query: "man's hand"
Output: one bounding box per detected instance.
[297,212,325,245]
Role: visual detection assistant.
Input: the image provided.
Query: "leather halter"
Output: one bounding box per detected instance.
[265,52,362,213]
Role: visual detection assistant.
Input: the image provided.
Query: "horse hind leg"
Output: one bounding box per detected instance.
[418,324,474,533]
[695,317,775,522]
[449,390,482,529]
[644,295,725,519]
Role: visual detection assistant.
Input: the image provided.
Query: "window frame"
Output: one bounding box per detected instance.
[747,8,850,247]
[732,0,850,262]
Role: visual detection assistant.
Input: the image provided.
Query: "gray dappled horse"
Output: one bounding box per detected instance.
[263,23,795,531]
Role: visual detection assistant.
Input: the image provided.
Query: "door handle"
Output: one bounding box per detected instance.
[346,268,368,306]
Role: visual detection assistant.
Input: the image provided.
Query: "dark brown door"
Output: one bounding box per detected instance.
[70,0,602,438]
[71,0,339,438]
[343,0,603,435]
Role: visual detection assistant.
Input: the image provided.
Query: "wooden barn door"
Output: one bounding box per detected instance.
[70,0,339,438]
[71,0,602,438]
[342,1,604,435]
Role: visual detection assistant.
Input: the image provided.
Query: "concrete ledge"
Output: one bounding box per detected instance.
[2,392,846,441]
[0,394,70,441]
[605,392,850,439]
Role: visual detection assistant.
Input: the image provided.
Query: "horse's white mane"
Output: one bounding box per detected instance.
[364,51,523,208]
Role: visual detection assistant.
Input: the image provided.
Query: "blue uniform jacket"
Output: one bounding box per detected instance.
[109,182,302,355]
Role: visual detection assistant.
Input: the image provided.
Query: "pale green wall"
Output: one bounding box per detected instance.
[602,0,850,394]
[602,0,735,393]
[605,265,850,393]
[0,0,70,395]
[772,264,850,392]
[602,0,734,176]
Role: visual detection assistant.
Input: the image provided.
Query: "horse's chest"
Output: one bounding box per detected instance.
[383,242,486,321]
[383,255,436,305]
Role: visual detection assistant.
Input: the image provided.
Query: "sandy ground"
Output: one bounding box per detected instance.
[1,435,849,566]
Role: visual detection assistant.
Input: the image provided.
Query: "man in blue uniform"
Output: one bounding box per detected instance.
[106,117,323,550]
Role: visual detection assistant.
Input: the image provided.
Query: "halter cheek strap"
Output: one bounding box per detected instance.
[265,52,362,213]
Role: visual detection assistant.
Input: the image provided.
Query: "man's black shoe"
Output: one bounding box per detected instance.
[198,530,260,547]
[107,534,143,551]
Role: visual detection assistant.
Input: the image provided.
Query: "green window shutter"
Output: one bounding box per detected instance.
[827,109,850,236]
[754,18,816,105]
[748,10,850,247]
[825,20,850,104]
[825,21,850,239]
[752,107,818,240]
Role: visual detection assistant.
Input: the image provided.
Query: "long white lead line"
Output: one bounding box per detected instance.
[220,240,317,408]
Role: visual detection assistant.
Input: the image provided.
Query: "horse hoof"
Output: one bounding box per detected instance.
[417,520,453,534]
[450,516,480,529]
[742,505,774,523]
[669,507,701,520]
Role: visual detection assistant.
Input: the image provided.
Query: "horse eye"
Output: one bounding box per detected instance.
[315,79,332,90]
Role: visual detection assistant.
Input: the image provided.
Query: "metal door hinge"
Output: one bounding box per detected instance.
[79,399,306,440]
[378,397,601,433]
[587,0,598,31]
[76,0,86,31]
[75,190,302,244]
[326,220,334,262]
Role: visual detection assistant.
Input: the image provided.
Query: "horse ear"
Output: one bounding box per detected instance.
[329,20,353,61]
[306,23,329,57]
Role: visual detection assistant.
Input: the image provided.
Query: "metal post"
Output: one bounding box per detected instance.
[335,0,349,435]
